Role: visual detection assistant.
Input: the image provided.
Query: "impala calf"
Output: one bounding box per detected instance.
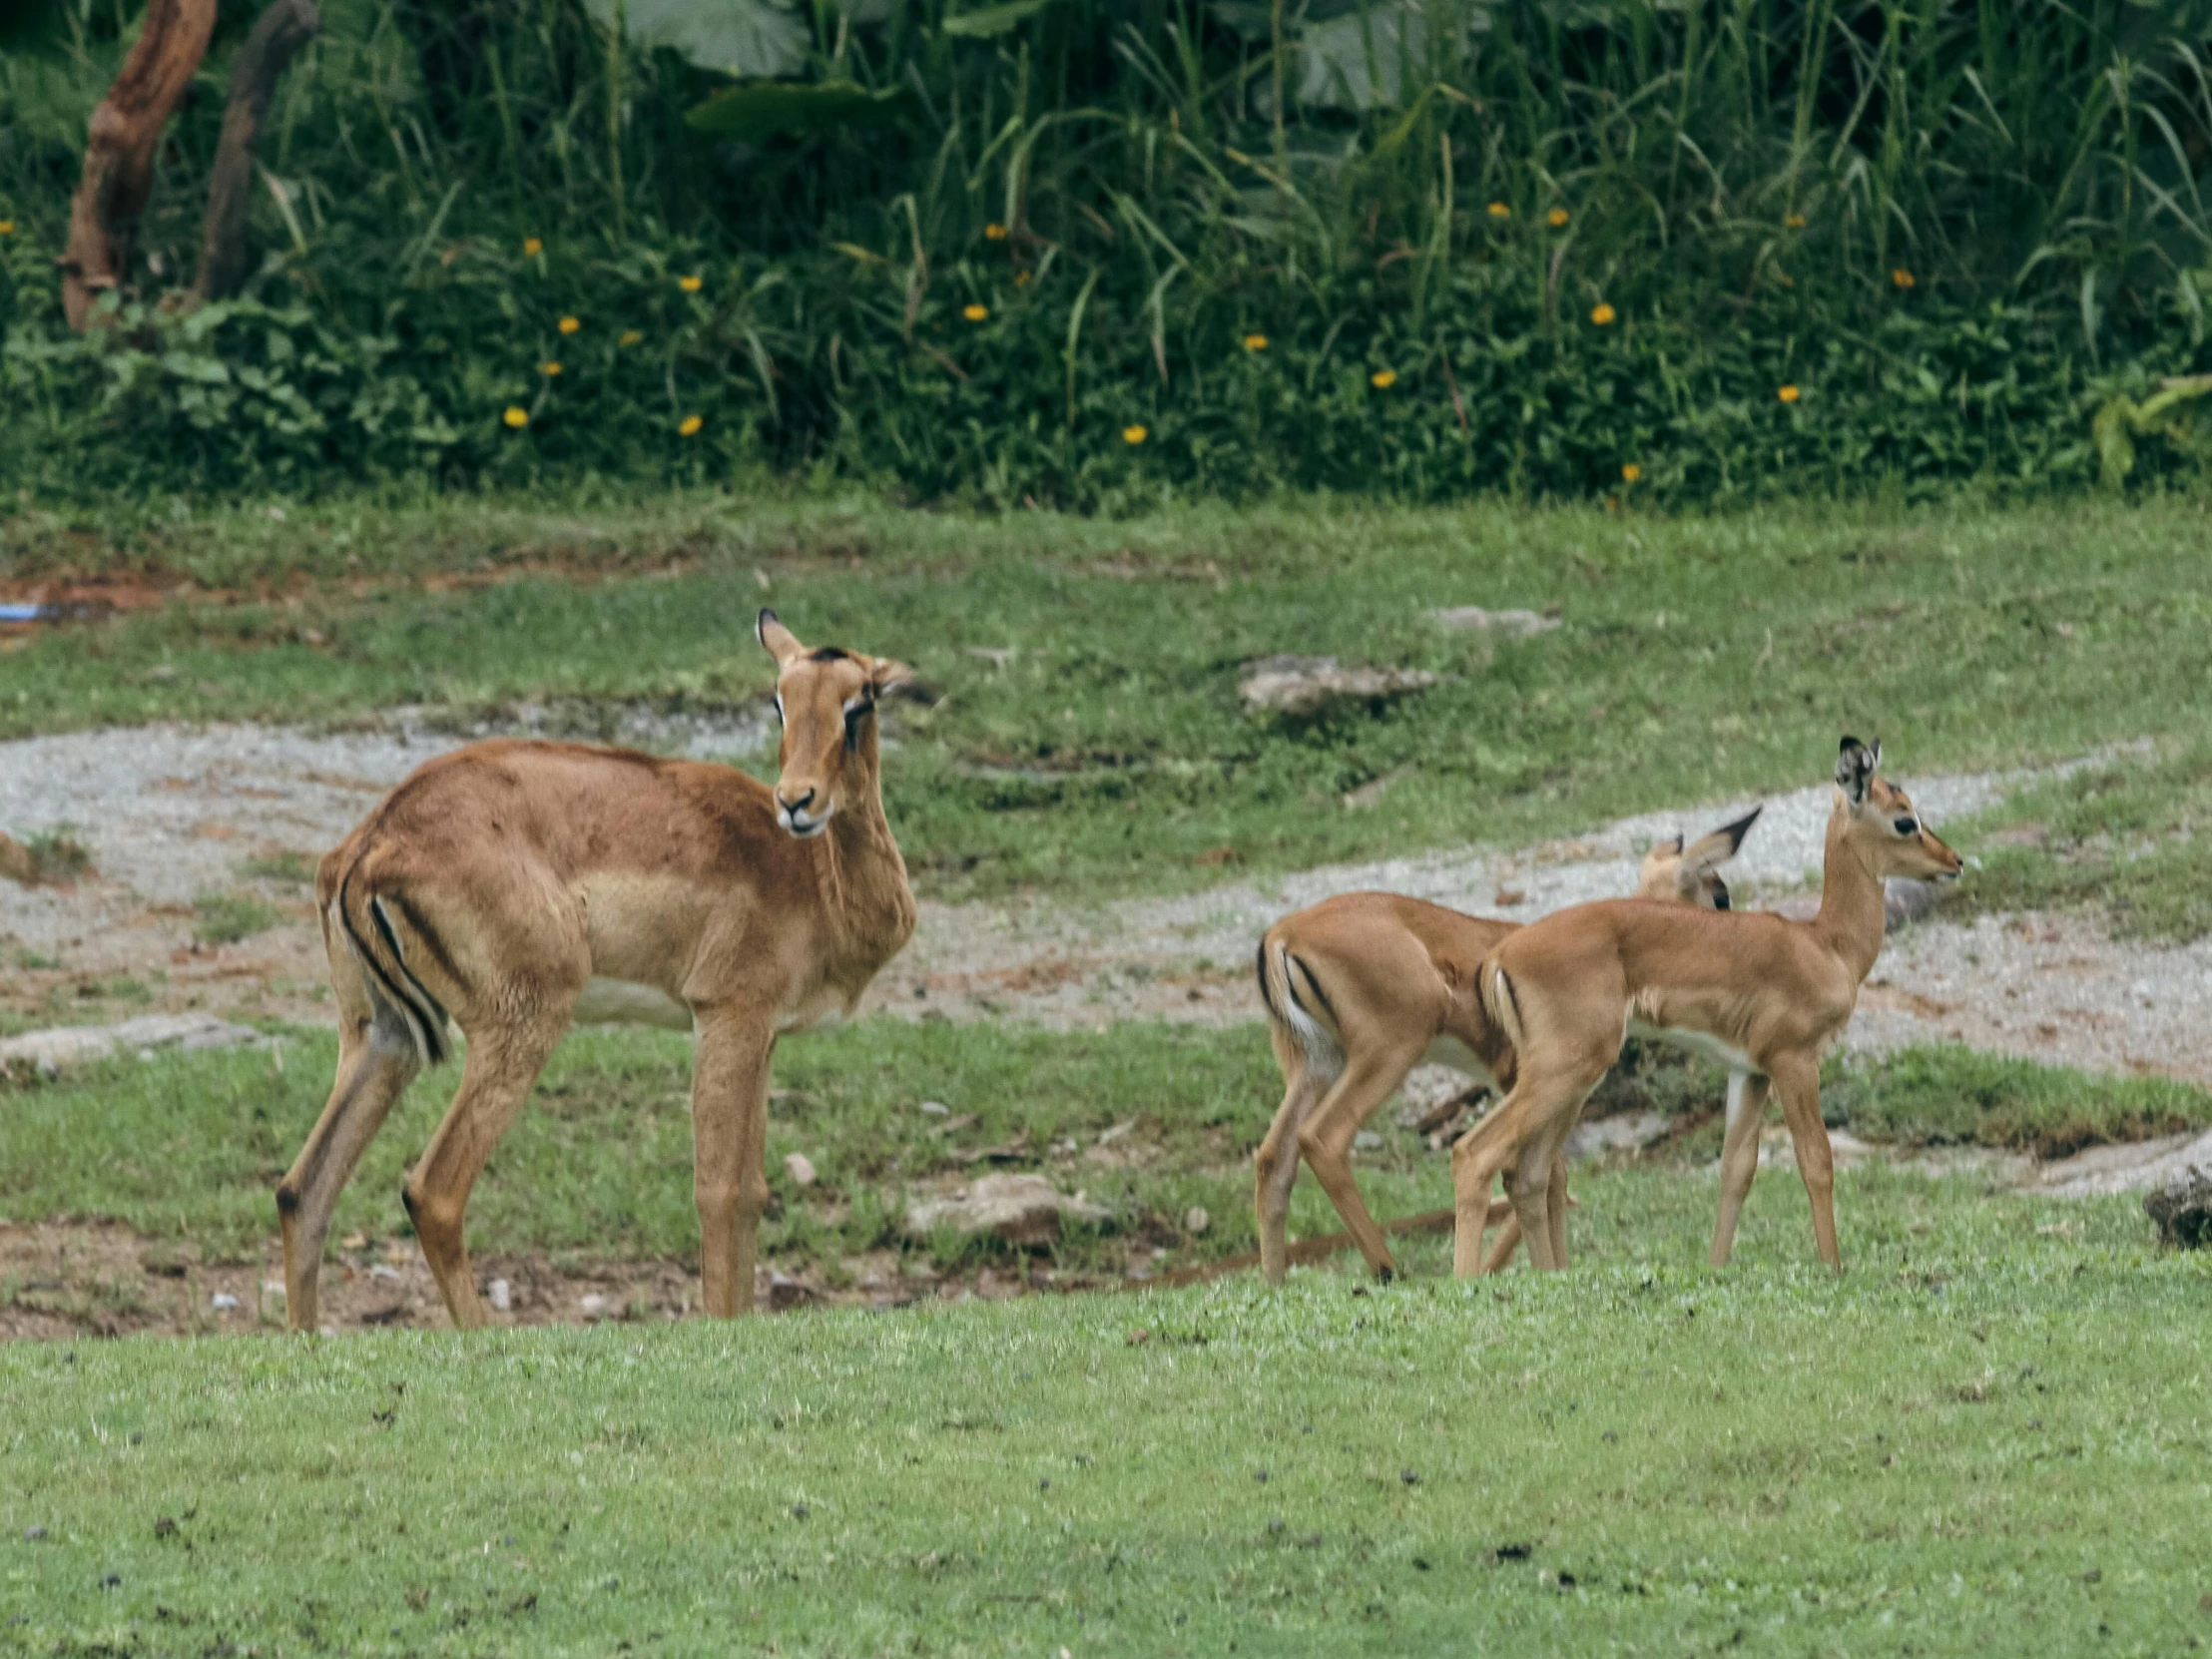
[1450,738,1961,1277]
[1252,809,1761,1284]
[276,611,917,1331]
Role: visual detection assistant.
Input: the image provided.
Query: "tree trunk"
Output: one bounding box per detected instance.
[195,0,320,304]
[59,0,220,331]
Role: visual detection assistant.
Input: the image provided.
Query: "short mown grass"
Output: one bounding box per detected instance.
[5,492,2210,902]
[0,1183,2205,1656]
[2,1021,2202,1277]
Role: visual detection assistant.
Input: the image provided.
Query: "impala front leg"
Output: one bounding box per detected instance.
[692,1010,778,1317]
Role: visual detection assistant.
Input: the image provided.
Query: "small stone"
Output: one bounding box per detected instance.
[579,1293,610,1319]
[210,1292,242,1312]
[367,1263,400,1282]
[1354,1131,1382,1151]
[918,1100,951,1117]
[1253,1469,1269,1483]
[1429,606,1559,638]
[23,1527,46,1541]
[783,1152,818,1188]
[791,1503,809,1520]
[1183,1206,1211,1236]
[1400,1468,1420,1485]
[486,1279,512,1313]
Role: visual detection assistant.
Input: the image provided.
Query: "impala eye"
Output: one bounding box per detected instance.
[1894,817,1918,835]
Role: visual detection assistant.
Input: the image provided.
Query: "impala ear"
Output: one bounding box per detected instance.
[868,656,922,701]
[758,609,804,666]
[1837,738,1878,805]
[1685,805,1762,866]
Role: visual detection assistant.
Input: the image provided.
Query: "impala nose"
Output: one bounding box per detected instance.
[778,788,816,816]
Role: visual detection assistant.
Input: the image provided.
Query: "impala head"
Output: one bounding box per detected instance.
[759,609,915,839]
[1637,805,1762,909]
[1835,737,1962,881]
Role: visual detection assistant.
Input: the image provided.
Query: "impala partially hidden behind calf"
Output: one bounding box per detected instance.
[1450,738,1962,1278]
[276,611,917,1332]
[1253,807,1762,1284]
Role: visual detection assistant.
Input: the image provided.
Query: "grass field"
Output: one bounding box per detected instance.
[8,492,2212,902]
[2,1177,2205,1657]
[5,1021,2205,1283]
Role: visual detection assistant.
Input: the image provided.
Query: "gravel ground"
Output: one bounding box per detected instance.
[7,720,2208,1085]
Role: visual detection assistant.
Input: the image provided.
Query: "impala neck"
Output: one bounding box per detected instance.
[821,723,915,964]
[1810,802,1887,983]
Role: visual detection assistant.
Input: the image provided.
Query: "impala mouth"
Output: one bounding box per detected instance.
[779,805,831,838]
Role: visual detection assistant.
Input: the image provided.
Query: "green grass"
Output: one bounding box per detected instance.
[1951,740,2212,943]
[4,1019,2203,1276]
[189,893,284,947]
[1,1180,2206,1656]
[6,492,2212,902]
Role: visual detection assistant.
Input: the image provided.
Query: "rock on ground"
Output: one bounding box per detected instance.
[1237,656,1439,718]
[0,1012,263,1076]
[902,1174,1110,1247]
[2144,1164,2212,1248]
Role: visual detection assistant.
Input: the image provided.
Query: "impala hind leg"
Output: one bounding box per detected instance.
[1296,1044,1424,1280]
[691,1011,778,1317]
[1451,1105,1529,1277]
[1499,1073,1604,1272]
[1709,1071,1773,1267]
[1768,1056,1841,1270]
[403,1018,566,1329]
[1255,1028,1332,1284]
[276,1002,418,1333]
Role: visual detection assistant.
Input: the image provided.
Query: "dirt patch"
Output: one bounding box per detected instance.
[0,1222,1150,1341]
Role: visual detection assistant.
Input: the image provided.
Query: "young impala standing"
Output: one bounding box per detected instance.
[1253,809,1761,1283]
[1450,738,1961,1277]
[276,612,917,1331]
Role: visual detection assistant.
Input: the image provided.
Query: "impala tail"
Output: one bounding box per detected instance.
[1256,932,1348,1085]
[328,856,456,1069]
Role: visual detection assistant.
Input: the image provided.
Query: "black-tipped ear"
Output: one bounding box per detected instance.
[758,610,803,666]
[1837,738,1876,804]
[1664,832,1684,854]
[1717,803,1763,854]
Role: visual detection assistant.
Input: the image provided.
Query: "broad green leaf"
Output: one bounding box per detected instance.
[684,79,918,143]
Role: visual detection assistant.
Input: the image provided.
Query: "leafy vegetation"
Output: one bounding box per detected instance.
[1822,1045,2212,1160]
[5,492,2209,902]
[8,2,2212,501]
[2,1188,2207,1653]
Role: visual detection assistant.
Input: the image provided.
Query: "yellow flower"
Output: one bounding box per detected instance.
[1122,424,1148,445]
[963,303,989,321]
[985,223,1008,241]
[1244,333,1269,352]
[1014,271,1032,286]
[523,238,543,257]
[619,330,643,346]
[541,361,562,376]
[1371,368,1396,389]
[679,415,704,437]
[1778,383,1801,403]
[1785,214,1807,230]
[1892,268,1916,289]
[503,406,529,428]
[1548,207,1570,228]
[1486,202,1510,219]
[558,315,580,334]
[0,221,14,236]
[679,275,703,293]
[1621,463,1642,483]
[1590,302,1616,326]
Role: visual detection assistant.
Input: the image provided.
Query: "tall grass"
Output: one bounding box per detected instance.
[5,0,2212,501]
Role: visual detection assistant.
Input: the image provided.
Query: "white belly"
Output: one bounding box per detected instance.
[573,977,693,1031]
[1628,1019,1754,1076]
[1422,1036,1496,1088]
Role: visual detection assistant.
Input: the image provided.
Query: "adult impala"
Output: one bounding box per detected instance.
[1253,809,1761,1284]
[1449,738,1961,1278]
[276,611,918,1331]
